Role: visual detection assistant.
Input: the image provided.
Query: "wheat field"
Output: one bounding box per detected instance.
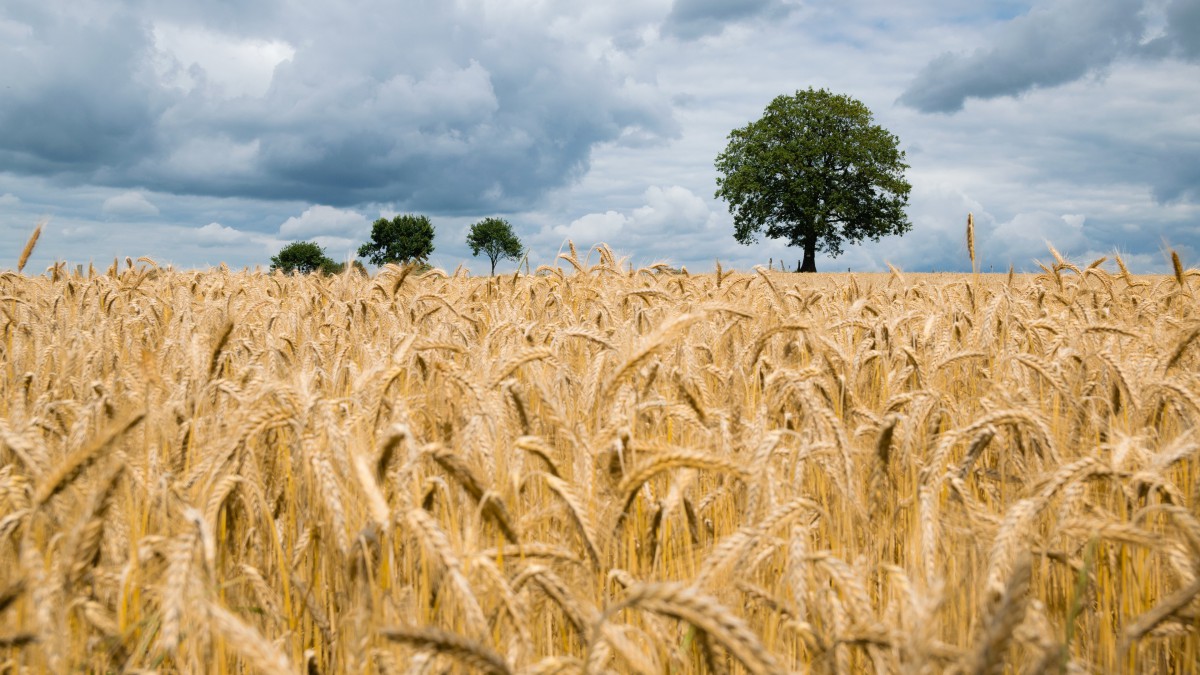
[1,244,1198,673]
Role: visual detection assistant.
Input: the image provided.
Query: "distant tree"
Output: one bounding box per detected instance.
[271,241,335,274]
[715,88,912,272]
[467,217,524,275]
[357,214,435,266]
[320,259,368,276]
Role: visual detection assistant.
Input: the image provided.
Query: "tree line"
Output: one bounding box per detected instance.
[273,87,912,275]
[270,215,524,276]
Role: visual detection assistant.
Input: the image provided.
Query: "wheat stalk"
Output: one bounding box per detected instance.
[962,553,1032,675]
[16,222,42,273]
[528,471,602,567]
[617,448,749,520]
[207,600,295,675]
[967,212,976,273]
[590,582,785,675]
[1171,249,1185,286]
[406,507,488,637]
[34,411,144,507]
[381,625,512,675]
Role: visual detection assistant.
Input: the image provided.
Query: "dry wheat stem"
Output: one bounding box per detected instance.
[381,625,513,675]
[16,222,42,273]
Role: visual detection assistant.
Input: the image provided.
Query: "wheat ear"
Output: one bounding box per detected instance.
[530,471,602,567]
[963,553,1032,675]
[1171,249,1185,286]
[381,625,513,675]
[207,319,235,378]
[158,532,196,656]
[617,448,749,519]
[67,463,125,587]
[1164,323,1200,373]
[589,582,785,675]
[0,579,25,613]
[514,564,597,636]
[1121,576,1200,654]
[515,436,562,477]
[602,312,705,402]
[375,423,409,482]
[430,446,486,501]
[16,222,42,273]
[206,600,294,675]
[35,411,145,507]
[967,212,976,272]
[870,415,897,508]
[406,507,488,637]
[0,634,36,648]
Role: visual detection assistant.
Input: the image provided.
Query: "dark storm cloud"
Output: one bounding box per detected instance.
[0,0,678,212]
[661,0,793,40]
[898,0,1144,113]
[1,1,1196,275]
[0,2,163,173]
[1145,0,1200,60]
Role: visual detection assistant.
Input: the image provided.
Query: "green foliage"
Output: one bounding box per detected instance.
[271,241,336,274]
[358,214,435,266]
[466,217,525,275]
[321,259,368,276]
[715,87,912,272]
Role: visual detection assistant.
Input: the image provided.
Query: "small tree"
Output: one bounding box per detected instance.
[467,217,524,275]
[358,214,435,266]
[715,88,912,272]
[321,259,368,275]
[271,241,335,274]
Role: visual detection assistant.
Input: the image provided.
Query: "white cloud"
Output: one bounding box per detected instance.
[983,211,1090,264]
[554,184,717,247]
[542,185,726,265]
[152,22,294,98]
[0,1,1196,275]
[161,138,262,182]
[631,185,717,231]
[555,211,628,245]
[187,222,289,260]
[278,205,370,239]
[60,225,95,238]
[193,222,248,245]
[102,191,160,217]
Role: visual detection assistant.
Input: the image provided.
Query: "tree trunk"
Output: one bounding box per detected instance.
[490,256,497,276]
[798,233,817,273]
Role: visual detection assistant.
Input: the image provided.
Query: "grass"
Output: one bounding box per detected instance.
[1,246,1198,673]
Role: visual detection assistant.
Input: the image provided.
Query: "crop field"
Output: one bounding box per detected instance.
[1,245,1198,673]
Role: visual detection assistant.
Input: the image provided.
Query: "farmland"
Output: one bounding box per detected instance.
[1,247,1198,673]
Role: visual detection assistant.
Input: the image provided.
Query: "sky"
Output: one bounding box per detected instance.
[1,0,1197,274]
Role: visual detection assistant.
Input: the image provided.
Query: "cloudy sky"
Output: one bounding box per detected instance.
[1,0,1197,274]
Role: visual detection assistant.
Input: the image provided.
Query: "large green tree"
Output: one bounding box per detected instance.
[270,241,336,274]
[467,217,524,275]
[357,214,435,266]
[715,88,912,272]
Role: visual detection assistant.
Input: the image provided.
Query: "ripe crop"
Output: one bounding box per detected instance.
[1,245,1197,672]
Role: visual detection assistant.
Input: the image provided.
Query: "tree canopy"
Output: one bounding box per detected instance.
[270,241,338,274]
[715,88,912,272]
[357,214,435,266]
[467,217,524,275]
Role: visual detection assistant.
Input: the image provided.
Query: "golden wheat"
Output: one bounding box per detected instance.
[0,243,1196,672]
[15,222,41,273]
